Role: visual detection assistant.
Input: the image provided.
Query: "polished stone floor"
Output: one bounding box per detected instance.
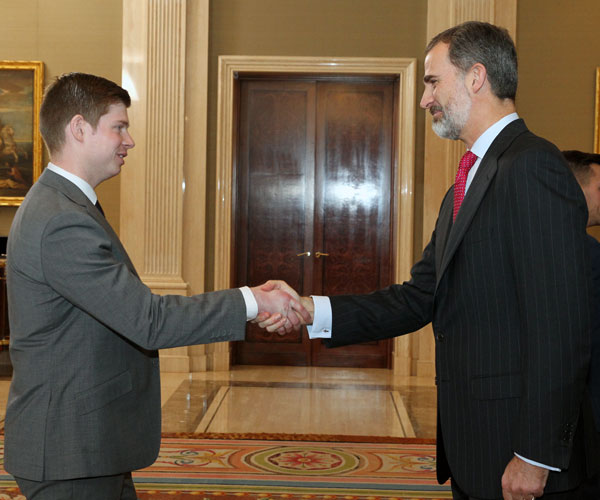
[0,365,437,439]
[160,365,437,438]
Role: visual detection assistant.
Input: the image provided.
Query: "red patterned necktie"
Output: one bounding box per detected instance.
[453,151,477,221]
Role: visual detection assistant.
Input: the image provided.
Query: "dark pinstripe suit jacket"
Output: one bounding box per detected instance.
[587,235,600,430]
[327,120,594,498]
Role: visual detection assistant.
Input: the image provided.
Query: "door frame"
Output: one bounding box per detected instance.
[213,56,417,372]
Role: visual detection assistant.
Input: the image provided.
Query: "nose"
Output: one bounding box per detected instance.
[420,88,433,109]
[124,130,135,149]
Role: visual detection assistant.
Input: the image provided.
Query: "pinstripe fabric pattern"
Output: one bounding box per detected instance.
[587,235,600,431]
[328,120,594,498]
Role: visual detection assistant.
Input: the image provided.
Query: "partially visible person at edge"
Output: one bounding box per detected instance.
[258,21,599,500]
[5,72,309,500]
[563,149,600,500]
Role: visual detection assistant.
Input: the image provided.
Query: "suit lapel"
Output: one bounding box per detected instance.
[435,119,527,289]
[435,189,454,277]
[85,203,140,277]
[39,169,139,276]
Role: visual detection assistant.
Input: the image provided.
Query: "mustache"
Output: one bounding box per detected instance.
[430,105,443,116]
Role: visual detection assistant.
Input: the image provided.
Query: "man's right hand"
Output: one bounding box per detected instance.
[501,455,548,500]
[250,281,312,335]
[252,280,314,334]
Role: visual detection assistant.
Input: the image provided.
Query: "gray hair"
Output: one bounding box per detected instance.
[426,21,518,101]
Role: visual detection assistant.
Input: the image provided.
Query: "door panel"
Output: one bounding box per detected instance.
[234,77,395,368]
[234,81,315,365]
[311,82,393,367]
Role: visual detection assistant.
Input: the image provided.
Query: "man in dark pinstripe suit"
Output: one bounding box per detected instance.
[563,150,600,499]
[259,21,596,500]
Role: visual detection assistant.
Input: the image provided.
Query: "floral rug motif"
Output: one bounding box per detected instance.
[0,436,451,499]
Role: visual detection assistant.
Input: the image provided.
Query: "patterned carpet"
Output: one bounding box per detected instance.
[0,436,452,499]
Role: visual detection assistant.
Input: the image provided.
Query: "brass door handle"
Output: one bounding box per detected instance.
[297,251,311,257]
[315,252,329,259]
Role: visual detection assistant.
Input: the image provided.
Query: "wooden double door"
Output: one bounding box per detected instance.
[233,76,396,368]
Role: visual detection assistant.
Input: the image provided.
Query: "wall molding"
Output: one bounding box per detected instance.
[213,55,417,372]
[121,0,210,372]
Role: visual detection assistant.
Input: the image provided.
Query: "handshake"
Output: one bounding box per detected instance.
[250,280,314,335]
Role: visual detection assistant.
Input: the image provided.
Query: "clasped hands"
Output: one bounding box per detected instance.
[250,280,313,334]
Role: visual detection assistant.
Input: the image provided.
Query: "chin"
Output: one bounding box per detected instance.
[105,167,122,181]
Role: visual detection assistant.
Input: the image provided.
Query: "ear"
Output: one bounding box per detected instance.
[468,63,487,94]
[68,114,88,143]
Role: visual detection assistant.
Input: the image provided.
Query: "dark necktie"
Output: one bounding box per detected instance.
[95,200,105,217]
[453,151,477,221]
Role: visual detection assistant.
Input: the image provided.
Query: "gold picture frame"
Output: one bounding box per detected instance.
[0,61,44,206]
[595,67,600,153]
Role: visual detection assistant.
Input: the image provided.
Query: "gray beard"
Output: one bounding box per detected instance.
[431,84,471,141]
[432,116,463,140]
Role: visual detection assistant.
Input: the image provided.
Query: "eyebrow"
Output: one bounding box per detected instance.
[423,74,438,84]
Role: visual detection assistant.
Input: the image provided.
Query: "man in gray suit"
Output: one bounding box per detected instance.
[260,22,596,500]
[5,72,308,499]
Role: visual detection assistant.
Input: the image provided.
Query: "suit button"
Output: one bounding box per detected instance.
[437,333,445,342]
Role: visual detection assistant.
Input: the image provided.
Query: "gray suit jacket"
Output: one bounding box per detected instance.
[326,120,595,497]
[5,169,247,481]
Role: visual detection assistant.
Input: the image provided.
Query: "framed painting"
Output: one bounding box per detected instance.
[0,61,44,206]
[596,67,600,154]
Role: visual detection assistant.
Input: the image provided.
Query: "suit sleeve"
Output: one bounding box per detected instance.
[39,211,247,350]
[504,147,590,468]
[326,224,439,347]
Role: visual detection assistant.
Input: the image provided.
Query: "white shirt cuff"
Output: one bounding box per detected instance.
[514,453,560,472]
[307,295,332,339]
[239,286,258,321]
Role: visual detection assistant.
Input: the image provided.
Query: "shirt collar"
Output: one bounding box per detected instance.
[470,112,519,160]
[46,162,97,205]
